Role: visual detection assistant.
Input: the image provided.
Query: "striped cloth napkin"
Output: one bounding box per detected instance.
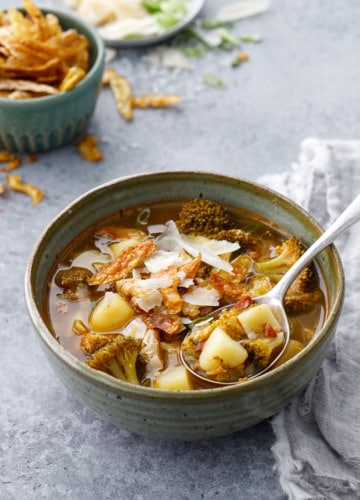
[260,138,360,500]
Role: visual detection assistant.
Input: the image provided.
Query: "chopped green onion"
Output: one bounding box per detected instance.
[136,207,151,227]
[239,33,262,43]
[218,28,242,50]
[181,46,205,58]
[187,316,211,329]
[202,73,227,88]
[142,0,162,13]
[200,19,233,29]
[157,12,179,28]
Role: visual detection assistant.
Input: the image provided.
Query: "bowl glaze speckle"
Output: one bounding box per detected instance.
[0,6,105,153]
[24,172,344,440]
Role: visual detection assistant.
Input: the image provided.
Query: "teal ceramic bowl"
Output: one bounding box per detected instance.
[24,172,344,440]
[0,6,105,153]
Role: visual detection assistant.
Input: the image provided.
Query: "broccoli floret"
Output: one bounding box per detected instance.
[86,335,143,385]
[55,266,93,300]
[214,228,262,255]
[284,289,324,316]
[80,333,121,355]
[290,264,319,293]
[176,198,236,237]
[55,266,93,288]
[284,263,323,315]
[254,237,304,281]
[241,335,284,370]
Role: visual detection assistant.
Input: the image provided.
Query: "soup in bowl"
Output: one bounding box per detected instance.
[25,172,344,440]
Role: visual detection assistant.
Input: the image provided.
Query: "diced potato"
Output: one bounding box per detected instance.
[154,365,193,390]
[237,304,281,335]
[199,327,248,371]
[109,238,143,258]
[273,339,303,367]
[89,292,135,332]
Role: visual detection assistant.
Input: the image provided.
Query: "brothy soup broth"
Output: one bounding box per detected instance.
[45,199,326,389]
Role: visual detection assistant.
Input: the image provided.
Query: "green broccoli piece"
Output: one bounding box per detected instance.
[214,228,262,254]
[284,263,324,315]
[242,335,284,370]
[290,264,319,293]
[176,198,236,237]
[284,289,324,316]
[86,335,143,385]
[254,237,304,281]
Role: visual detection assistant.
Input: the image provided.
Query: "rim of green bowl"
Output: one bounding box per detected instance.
[0,5,105,107]
[24,171,345,400]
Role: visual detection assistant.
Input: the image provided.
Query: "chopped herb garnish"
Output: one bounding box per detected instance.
[218,28,242,50]
[182,46,205,58]
[239,34,262,43]
[200,19,233,29]
[187,316,211,329]
[136,207,151,227]
[202,73,227,88]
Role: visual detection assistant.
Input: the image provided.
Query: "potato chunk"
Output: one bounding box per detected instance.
[199,327,248,371]
[237,304,281,335]
[154,366,193,390]
[89,292,135,332]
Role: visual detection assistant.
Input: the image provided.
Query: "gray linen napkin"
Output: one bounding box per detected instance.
[259,138,360,500]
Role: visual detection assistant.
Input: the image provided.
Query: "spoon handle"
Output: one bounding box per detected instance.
[271,193,360,300]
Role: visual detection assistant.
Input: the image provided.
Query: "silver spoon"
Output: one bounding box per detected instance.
[180,193,360,386]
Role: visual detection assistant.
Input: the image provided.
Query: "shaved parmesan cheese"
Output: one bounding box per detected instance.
[182,234,240,255]
[157,221,235,272]
[134,290,163,312]
[121,316,147,339]
[144,250,187,273]
[182,287,220,306]
[147,224,167,234]
[217,0,270,23]
[137,277,172,289]
[142,329,163,375]
[179,278,194,288]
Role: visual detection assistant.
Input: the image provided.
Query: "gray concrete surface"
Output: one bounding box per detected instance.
[1,0,359,498]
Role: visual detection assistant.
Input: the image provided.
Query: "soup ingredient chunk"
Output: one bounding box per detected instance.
[89,291,135,332]
[183,303,286,383]
[176,198,236,237]
[88,239,158,285]
[86,335,143,385]
[199,326,248,371]
[255,237,303,280]
[154,365,193,390]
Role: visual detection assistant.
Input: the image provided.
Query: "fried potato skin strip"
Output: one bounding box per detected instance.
[6,174,44,204]
[88,239,158,286]
[59,66,86,92]
[131,94,181,109]
[109,72,133,121]
[0,77,58,95]
[0,1,89,93]
[1,155,21,172]
[75,135,104,162]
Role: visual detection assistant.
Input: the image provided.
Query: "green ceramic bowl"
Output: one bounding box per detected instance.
[0,6,105,153]
[24,172,344,440]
